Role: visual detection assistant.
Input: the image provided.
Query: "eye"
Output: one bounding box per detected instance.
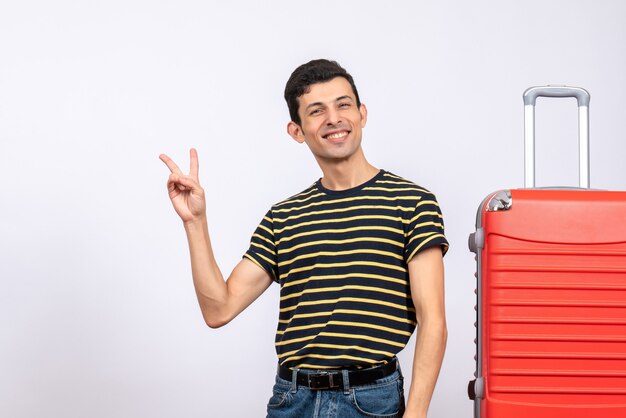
[309,108,323,116]
[338,102,351,108]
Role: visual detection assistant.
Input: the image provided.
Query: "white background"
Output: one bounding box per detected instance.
[1,1,625,417]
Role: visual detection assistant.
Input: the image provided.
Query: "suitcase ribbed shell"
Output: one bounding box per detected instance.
[475,189,626,417]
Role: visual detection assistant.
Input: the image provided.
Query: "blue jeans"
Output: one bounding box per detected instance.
[266,366,405,418]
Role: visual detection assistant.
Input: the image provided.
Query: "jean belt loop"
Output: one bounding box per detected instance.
[342,369,350,395]
[290,368,298,394]
[395,357,402,378]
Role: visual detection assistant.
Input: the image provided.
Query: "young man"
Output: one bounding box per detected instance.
[160,59,448,418]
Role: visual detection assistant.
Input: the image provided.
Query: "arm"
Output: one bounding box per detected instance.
[404,246,447,418]
[160,149,273,328]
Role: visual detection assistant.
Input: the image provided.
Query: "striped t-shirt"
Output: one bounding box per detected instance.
[244,170,448,370]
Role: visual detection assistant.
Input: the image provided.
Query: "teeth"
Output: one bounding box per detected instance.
[327,132,348,139]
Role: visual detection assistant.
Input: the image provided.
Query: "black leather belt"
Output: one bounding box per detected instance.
[277,358,398,390]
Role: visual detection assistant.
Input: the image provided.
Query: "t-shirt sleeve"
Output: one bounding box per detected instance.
[404,191,449,263]
[243,209,279,282]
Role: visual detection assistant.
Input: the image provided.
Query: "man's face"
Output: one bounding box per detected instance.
[288,77,367,164]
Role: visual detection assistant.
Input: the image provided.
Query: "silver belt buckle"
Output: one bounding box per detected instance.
[307,371,336,390]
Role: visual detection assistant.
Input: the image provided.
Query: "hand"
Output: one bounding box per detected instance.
[402,409,426,418]
[159,148,206,223]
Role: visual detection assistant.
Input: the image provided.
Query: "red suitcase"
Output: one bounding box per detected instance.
[468,86,626,417]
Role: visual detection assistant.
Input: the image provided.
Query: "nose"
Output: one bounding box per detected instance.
[325,107,342,125]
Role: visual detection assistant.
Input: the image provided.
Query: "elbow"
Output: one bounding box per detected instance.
[420,316,448,346]
[205,319,226,329]
[436,317,448,341]
[437,319,448,353]
[202,311,232,329]
[198,299,233,329]
[204,315,229,329]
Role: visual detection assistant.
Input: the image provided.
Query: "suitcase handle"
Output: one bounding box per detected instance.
[523,85,590,107]
[522,85,591,188]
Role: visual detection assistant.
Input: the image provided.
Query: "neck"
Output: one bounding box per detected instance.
[317,149,379,191]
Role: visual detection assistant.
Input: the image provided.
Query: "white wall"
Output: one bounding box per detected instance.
[1,1,625,417]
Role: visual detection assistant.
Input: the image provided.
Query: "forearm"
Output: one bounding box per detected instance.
[405,319,447,418]
[183,215,229,328]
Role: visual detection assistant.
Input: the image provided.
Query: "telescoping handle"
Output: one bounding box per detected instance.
[523,85,591,188]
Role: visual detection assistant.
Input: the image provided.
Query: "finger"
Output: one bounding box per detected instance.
[166,178,181,194]
[189,148,199,180]
[167,176,188,193]
[159,153,183,175]
[168,173,199,191]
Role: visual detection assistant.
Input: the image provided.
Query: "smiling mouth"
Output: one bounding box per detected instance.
[323,131,350,140]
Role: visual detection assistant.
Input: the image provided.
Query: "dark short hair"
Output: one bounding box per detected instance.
[284,59,361,126]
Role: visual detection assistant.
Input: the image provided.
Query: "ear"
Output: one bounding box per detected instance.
[359,103,368,128]
[287,121,306,144]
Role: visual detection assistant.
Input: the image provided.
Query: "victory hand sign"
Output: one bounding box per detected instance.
[159,148,206,223]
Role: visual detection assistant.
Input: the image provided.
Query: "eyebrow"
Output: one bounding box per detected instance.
[305,95,355,111]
